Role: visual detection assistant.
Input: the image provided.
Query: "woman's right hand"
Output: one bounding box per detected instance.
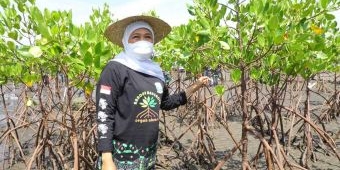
[102,152,117,170]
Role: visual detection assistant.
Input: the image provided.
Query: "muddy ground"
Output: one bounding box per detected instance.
[1,73,339,170]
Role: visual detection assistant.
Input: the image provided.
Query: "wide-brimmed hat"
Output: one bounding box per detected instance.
[104,15,171,47]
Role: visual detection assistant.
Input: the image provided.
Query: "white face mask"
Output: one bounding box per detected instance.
[126,40,154,60]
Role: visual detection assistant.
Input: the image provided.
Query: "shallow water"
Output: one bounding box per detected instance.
[0,92,18,164]
[0,93,17,125]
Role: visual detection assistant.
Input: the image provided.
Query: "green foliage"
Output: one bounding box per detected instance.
[0,0,339,90]
[214,85,225,97]
[157,0,228,73]
[0,1,118,91]
[231,69,241,84]
[158,0,340,86]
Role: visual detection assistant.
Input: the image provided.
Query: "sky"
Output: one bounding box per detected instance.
[35,0,340,27]
[35,0,194,26]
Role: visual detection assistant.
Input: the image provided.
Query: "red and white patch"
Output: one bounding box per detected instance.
[100,85,111,95]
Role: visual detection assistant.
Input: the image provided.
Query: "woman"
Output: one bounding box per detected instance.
[96,15,209,170]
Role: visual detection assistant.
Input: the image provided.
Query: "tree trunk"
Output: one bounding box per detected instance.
[241,67,249,169]
[302,80,312,169]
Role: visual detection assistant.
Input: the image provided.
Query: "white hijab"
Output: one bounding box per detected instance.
[111,21,165,82]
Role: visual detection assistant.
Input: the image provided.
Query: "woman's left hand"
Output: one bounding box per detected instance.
[185,76,211,98]
[197,76,210,87]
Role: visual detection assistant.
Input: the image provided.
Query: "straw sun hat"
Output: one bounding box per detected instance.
[104,15,171,47]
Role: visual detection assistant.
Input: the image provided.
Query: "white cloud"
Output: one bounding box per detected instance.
[35,0,192,26]
[109,0,192,26]
[332,10,340,29]
[110,0,163,17]
[35,0,97,25]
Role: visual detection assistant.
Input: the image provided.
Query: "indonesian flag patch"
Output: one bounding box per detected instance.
[100,85,111,95]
